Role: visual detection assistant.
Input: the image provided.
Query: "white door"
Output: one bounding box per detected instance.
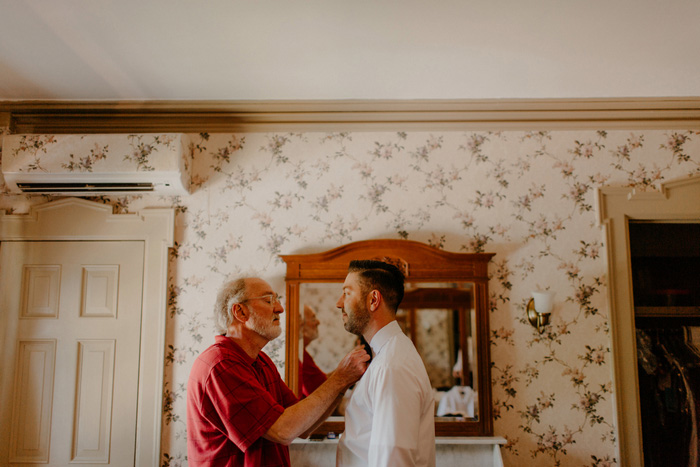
[0,241,144,467]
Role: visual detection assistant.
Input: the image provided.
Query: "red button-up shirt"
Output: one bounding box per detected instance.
[187,335,299,467]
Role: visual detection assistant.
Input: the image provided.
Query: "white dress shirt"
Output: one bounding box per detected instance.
[337,320,436,467]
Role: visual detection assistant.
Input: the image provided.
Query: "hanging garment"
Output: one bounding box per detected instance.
[636,327,699,467]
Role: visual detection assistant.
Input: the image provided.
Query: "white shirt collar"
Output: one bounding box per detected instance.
[369,320,402,357]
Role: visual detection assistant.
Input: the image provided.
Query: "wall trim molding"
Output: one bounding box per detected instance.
[2,97,700,133]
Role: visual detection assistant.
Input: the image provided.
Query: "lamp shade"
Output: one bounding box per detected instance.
[532,291,554,315]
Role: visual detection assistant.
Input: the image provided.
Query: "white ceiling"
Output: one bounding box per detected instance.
[1,0,699,102]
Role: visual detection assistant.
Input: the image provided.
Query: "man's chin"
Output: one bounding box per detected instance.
[253,324,282,341]
[271,324,282,338]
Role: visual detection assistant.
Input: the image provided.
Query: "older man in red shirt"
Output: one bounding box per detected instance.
[187,277,369,467]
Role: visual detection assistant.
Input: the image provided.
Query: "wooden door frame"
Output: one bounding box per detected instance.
[0,197,174,467]
[597,175,700,467]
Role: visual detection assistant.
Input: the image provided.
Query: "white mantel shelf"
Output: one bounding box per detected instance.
[293,436,506,445]
[291,436,506,467]
[437,437,506,445]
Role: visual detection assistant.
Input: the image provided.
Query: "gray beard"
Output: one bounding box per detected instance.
[248,315,282,340]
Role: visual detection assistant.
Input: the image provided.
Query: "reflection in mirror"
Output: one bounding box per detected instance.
[302,283,354,375]
[399,283,478,421]
[301,282,479,420]
[300,283,355,415]
[299,301,329,398]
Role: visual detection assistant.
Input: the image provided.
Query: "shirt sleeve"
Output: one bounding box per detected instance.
[203,358,285,452]
[367,364,424,467]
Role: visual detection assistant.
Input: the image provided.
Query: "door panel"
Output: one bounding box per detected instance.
[0,241,144,467]
[9,339,56,463]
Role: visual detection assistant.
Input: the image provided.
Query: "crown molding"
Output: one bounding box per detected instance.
[1,98,699,133]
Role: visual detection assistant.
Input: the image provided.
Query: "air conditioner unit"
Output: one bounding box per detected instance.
[2,133,192,196]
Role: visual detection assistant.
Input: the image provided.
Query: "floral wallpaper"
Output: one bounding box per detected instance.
[1,126,700,467]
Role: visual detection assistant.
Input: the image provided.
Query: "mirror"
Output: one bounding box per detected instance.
[281,239,495,436]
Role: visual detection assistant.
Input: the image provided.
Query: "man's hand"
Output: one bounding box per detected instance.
[332,346,370,388]
[265,345,370,444]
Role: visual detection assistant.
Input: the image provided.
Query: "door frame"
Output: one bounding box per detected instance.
[0,197,174,467]
[597,175,700,467]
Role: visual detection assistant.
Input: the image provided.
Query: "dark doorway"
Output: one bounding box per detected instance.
[630,221,700,467]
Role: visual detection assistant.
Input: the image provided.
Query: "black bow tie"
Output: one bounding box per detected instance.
[360,336,373,364]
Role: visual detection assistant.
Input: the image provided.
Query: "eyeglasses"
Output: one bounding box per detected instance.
[241,293,283,306]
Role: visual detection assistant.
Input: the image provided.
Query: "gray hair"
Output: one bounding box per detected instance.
[213,278,249,334]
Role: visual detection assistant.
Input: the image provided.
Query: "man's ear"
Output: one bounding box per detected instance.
[231,303,248,323]
[367,289,381,312]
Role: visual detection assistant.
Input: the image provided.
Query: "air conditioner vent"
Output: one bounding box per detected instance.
[2,133,191,196]
[17,182,155,193]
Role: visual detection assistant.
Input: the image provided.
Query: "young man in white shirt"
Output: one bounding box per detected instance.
[336,260,436,467]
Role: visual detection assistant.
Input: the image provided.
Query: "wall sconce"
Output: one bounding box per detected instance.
[526,291,554,334]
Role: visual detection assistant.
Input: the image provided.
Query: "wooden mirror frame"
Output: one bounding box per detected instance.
[281,239,495,436]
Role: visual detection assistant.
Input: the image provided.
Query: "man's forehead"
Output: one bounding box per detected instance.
[343,271,361,287]
[246,277,273,294]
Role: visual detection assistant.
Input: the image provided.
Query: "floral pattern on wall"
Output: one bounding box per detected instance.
[2,127,700,467]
